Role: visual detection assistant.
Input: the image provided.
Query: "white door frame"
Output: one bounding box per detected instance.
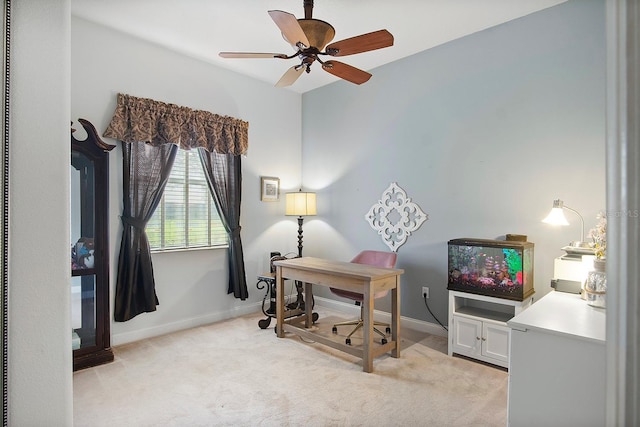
[605,0,640,425]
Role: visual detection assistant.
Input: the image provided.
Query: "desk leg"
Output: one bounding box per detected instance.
[275,266,284,338]
[304,282,313,328]
[391,277,401,358]
[363,284,374,373]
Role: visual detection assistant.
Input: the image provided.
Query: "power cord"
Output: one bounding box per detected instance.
[423,294,448,331]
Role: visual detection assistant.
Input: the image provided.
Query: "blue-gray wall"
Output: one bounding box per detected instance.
[301,0,606,325]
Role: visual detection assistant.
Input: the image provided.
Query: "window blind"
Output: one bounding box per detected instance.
[147,149,227,250]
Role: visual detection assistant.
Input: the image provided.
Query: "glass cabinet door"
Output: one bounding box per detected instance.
[71,151,97,351]
[71,275,96,349]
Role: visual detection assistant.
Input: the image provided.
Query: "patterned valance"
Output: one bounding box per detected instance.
[103,93,249,155]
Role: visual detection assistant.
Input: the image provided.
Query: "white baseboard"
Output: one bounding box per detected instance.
[112,302,262,346]
[314,296,448,338]
[112,295,448,346]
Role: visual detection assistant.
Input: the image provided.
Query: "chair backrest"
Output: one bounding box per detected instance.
[350,250,397,269]
[329,250,397,301]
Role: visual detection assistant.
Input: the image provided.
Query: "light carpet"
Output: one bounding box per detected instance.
[74,308,507,426]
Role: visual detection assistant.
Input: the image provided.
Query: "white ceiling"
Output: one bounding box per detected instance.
[71,0,567,94]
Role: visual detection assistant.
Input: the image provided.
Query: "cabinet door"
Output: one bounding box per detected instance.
[482,322,510,363]
[71,151,98,352]
[452,316,482,357]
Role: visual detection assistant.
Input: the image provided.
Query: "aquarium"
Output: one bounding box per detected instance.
[447,238,534,301]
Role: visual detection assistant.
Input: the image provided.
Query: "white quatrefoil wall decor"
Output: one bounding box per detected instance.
[365,182,428,252]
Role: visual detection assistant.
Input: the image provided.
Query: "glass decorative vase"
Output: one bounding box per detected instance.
[584,258,606,308]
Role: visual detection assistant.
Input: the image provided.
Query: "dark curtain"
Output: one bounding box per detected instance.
[198,148,248,300]
[114,141,178,321]
[104,93,250,320]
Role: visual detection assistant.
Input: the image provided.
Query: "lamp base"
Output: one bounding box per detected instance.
[296,216,304,258]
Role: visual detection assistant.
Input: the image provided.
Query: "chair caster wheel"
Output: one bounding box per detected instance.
[312,312,319,323]
[258,318,271,329]
[346,338,351,345]
[381,338,388,345]
[385,327,391,334]
[332,326,338,334]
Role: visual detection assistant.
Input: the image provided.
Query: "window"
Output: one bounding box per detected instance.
[146,149,227,250]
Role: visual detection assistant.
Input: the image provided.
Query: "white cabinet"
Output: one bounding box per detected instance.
[450,310,511,367]
[448,291,532,368]
[452,316,511,364]
[482,321,511,362]
[451,316,482,354]
[507,291,606,426]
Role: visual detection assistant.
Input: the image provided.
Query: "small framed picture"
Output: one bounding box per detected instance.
[260,176,280,201]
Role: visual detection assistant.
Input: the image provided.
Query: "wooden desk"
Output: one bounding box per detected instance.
[273,257,404,373]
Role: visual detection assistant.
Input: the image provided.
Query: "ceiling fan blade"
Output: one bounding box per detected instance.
[268,10,310,48]
[325,30,394,57]
[219,52,287,59]
[322,60,372,85]
[275,66,305,87]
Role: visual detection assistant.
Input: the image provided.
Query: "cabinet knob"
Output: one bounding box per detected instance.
[476,337,480,340]
[482,337,486,341]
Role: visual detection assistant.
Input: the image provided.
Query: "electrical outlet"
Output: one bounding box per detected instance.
[422,286,430,299]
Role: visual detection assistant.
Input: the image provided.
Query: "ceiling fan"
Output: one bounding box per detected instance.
[219,0,394,88]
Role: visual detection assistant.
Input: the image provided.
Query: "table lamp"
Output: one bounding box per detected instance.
[542,199,589,248]
[286,190,317,257]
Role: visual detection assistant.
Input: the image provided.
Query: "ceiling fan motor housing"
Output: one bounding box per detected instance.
[292,19,335,51]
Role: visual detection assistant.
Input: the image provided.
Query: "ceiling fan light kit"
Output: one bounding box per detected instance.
[219,0,394,87]
[294,19,335,51]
